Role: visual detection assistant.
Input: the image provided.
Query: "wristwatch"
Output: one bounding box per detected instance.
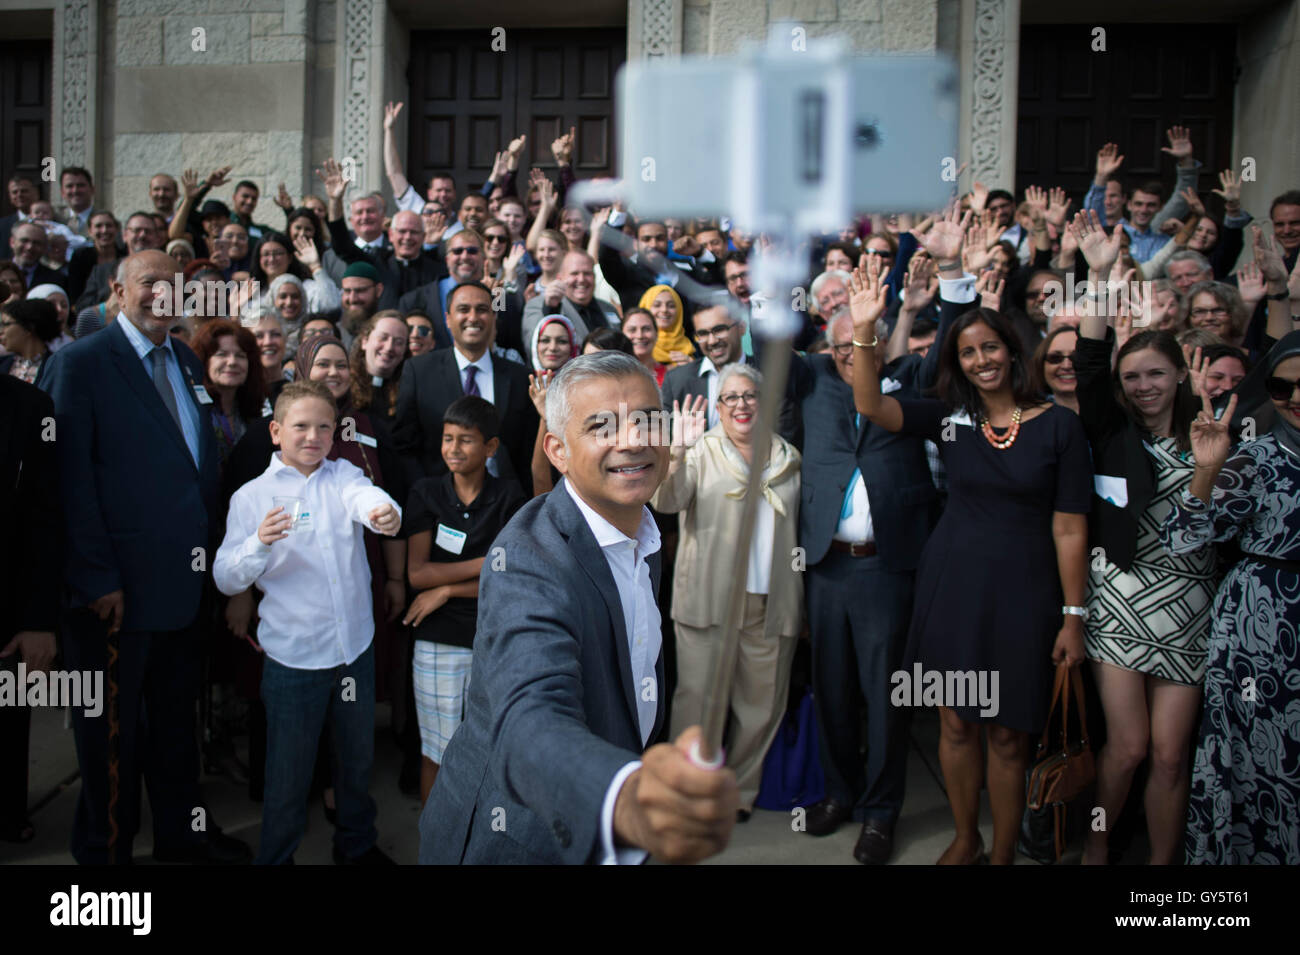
[1267,290,1290,301]
[1062,605,1088,621]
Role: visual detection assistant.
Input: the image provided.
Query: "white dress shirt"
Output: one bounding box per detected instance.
[213,453,401,669]
[452,346,495,405]
[697,356,721,428]
[562,481,662,866]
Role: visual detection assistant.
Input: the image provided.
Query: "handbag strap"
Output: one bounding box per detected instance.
[1038,663,1069,752]
[1038,663,1091,752]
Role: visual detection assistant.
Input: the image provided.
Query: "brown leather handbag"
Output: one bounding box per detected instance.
[1019,663,1096,863]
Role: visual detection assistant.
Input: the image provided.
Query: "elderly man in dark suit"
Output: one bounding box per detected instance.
[0,375,59,843]
[394,281,537,493]
[419,351,738,864]
[791,229,973,865]
[41,249,250,865]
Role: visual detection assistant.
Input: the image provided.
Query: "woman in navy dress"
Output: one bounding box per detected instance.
[850,211,1092,865]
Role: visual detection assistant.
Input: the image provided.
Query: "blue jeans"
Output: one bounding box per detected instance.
[257,644,377,864]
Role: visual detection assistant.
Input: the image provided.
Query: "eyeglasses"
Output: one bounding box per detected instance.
[1191,306,1229,318]
[695,323,736,341]
[1265,376,1300,401]
[484,234,508,244]
[1044,351,1073,365]
[830,343,855,357]
[719,391,759,407]
[862,248,893,259]
[448,246,480,256]
[407,324,431,338]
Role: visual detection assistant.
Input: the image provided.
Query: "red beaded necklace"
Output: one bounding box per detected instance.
[979,405,1022,450]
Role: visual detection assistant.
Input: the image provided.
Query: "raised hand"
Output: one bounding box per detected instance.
[1235,261,1267,308]
[537,175,558,212]
[207,165,234,190]
[969,180,989,214]
[551,126,576,165]
[918,204,971,264]
[315,158,350,201]
[1046,187,1072,229]
[1161,126,1194,164]
[1095,143,1124,180]
[1179,186,1206,218]
[383,101,404,130]
[181,168,203,201]
[506,133,527,163]
[671,396,709,449]
[1072,209,1123,275]
[1189,391,1237,470]
[848,260,888,332]
[591,206,612,233]
[975,269,1005,310]
[1183,344,1210,397]
[1251,225,1288,283]
[1212,169,1242,211]
[275,182,294,212]
[528,372,551,417]
[908,214,936,239]
[423,209,447,246]
[963,225,994,273]
[293,232,320,270]
[674,234,702,258]
[502,241,526,278]
[1025,185,1049,217]
[1290,250,1300,302]
[901,257,938,310]
[489,150,509,184]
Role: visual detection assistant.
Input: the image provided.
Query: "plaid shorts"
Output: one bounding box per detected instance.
[412,640,473,763]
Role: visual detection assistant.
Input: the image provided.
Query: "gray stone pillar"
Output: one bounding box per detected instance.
[334,0,385,194]
[628,0,684,60]
[53,0,99,174]
[960,0,1019,190]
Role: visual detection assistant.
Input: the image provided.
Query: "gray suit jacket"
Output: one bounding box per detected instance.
[418,479,664,864]
[521,293,619,356]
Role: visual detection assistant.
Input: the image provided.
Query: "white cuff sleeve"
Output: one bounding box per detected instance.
[600,760,648,865]
[938,273,977,304]
[395,184,424,215]
[607,210,628,228]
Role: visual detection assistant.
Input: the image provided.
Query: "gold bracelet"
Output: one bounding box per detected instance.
[853,336,878,348]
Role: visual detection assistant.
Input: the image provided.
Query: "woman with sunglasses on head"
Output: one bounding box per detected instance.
[1070,209,1214,865]
[851,209,1092,866]
[1159,332,1300,864]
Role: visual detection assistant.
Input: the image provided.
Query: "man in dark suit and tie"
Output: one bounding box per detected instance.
[0,174,38,254]
[790,235,971,864]
[394,281,537,494]
[9,222,69,292]
[0,375,59,843]
[419,351,737,864]
[40,250,251,865]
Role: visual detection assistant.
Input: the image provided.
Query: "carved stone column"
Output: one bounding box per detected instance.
[628,0,684,60]
[960,0,1019,189]
[53,0,99,173]
[334,0,385,193]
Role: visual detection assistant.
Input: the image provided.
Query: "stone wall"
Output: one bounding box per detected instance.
[105,0,321,221]
[679,0,938,56]
[1235,0,1300,221]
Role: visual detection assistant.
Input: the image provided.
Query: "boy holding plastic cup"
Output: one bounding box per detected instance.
[214,379,402,864]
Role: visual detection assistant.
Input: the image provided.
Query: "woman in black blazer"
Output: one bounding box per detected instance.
[0,299,61,389]
[1071,210,1212,865]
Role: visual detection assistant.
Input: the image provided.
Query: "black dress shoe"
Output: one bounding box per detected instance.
[804,799,852,836]
[333,844,397,865]
[153,830,252,865]
[853,820,894,865]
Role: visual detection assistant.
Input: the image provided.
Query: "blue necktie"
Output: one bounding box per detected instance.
[840,414,862,520]
[464,364,480,397]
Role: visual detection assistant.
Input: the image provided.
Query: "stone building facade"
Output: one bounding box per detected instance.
[2,0,1297,226]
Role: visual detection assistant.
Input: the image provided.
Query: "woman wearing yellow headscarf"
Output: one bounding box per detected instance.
[641,284,694,365]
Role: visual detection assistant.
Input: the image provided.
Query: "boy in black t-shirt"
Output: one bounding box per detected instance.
[403,396,526,803]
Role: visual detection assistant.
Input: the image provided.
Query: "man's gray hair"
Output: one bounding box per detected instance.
[545,350,657,438]
[1166,249,1211,272]
[810,269,851,300]
[717,362,761,394]
[350,193,384,214]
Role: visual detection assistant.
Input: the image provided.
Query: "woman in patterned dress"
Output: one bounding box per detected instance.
[1070,211,1214,865]
[1161,331,1300,864]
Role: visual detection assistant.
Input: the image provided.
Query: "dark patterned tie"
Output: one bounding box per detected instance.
[464,364,480,397]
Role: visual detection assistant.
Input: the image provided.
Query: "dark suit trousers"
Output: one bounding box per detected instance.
[62,608,205,864]
[0,656,32,831]
[806,551,913,824]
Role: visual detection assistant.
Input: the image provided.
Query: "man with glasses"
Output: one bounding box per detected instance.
[522,250,618,348]
[661,305,747,431]
[326,201,446,309]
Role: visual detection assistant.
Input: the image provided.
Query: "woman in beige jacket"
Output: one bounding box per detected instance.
[652,363,804,817]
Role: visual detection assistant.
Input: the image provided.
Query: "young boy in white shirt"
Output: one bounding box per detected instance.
[214,379,402,865]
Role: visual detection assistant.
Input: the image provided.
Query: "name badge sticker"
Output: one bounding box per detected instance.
[435,523,467,555]
[192,384,214,405]
[354,432,378,448]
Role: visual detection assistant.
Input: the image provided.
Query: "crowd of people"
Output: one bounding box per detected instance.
[1,113,1298,866]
